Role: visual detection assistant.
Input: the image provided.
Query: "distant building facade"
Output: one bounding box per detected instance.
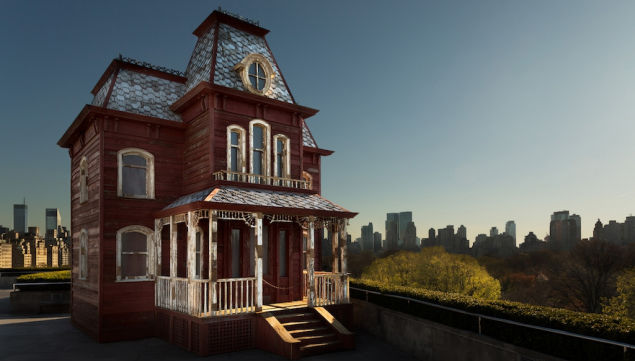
[361,222,374,251]
[13,204,28,234]
[592,216,635,245]
[45,208,62,235]
[505,220,516,245]
[549,210,581,250]
[519,232,546,252]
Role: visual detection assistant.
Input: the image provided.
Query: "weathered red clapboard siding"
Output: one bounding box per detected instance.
[97,115,185,341]
[183,112,212,194]
[69,118,102,339]
[303,151,322,194]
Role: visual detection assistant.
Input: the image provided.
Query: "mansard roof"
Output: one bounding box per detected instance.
[84,10,323,147]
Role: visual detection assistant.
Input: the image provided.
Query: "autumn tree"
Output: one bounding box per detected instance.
[551,239,623,313]
[362,247,501,300]
[603,267,635,319]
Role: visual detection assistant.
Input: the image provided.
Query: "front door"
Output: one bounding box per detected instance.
[262,223,302,303]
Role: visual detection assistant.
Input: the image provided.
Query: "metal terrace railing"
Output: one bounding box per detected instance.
[213,170,310,190]
[350,286,635,359]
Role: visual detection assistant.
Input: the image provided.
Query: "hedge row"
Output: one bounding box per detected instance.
[351,279,635,361]
[16,270,71,283]
[0,266,70,272]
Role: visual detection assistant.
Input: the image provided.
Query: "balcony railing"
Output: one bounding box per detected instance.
[213,170,310,190]
[305,271,350,306]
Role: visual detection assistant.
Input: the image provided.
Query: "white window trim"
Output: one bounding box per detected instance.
[302,171,313,190]
[273,134,291,179]
[226,125,246,173]
[194,226,204,279]
[117,148,155,199]
[233,53,275,96]
[249,119,271,177]
[116,225,154,282]
[79,229,88,280]
[79,156,88,204]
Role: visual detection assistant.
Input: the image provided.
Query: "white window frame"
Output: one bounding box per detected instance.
[249,119,271,178]
[226,125,246,174]
[79,229,88,280]
[79,156,88,204]
[116,225,154,282]
[194,226,204,279]
[302,171,313,190]
[117,148,155,199]
[273,134,290,179]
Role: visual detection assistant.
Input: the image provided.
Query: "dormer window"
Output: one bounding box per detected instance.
[234,54,274,95]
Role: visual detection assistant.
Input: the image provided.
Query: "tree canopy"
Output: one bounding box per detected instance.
[361,247,501,300]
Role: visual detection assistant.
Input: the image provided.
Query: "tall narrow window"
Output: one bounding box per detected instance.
[79,157,88,203]
[227,125,245,177]
[278,230,287,277]
[273,135,289,180]
[252,126,264,175]
[116,225,153,281]
[231,229,241,278]
[79,229,88,280]
[118,149,154,199]
[249,120,270,181]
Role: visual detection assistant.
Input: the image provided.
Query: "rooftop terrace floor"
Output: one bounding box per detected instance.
[0,289,418,361]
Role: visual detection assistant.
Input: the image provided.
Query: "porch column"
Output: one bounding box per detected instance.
[331,222,339,273]
[307,218,316,307]
[186,211,196,279]
[209,210,218,313]
[154,218,161,277]
[169,216,177,278]
[255,213,264,311]
[340,220,347,275]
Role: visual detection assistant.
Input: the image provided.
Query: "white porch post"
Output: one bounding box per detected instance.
[187,211,196,279]
[307,218,316,307]
[331,222,339,274]
[209,210,218,313]
[340,220,347,275]
[154,218,161,277]
[169,216,177,278]
[255,213,263,311]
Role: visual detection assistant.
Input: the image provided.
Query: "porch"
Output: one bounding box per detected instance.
[153,204,352,319]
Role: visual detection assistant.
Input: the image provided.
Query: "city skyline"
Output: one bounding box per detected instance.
[2,1,635,241]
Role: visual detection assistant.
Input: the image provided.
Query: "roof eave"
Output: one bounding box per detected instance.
[303,146,334,156]
[154,201,356,219]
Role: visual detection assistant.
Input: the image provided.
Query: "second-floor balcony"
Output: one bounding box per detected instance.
[213,170,310,190]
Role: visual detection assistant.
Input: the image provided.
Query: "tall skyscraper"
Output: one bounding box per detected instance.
[457,225,467,239]
[549,210,581,250]
[385,213,399,250]
[398,211,413,245]
[403,221,417,249]
[361,222,374,251]
[13,203,28,234]
[45,208,61,233]
[489,227,498,237]
[505,220,516,246]
[373,232,382,252]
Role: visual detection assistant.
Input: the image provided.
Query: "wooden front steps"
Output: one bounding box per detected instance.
[256,307,354,359]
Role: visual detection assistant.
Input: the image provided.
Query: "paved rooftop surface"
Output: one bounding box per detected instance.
[0,289,418,361]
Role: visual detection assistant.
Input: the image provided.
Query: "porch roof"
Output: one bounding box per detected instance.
[155,185,356,219]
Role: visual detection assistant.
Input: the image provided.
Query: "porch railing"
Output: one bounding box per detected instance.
[213,170,309,190]
[216,277,257,315]
[156,276,256,317]
[307,272,350,306]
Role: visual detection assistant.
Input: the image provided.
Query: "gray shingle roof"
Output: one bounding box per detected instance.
[163,186,350,215]
[213,23,293,103]
[185,25,216,92]
[302,122,317,148]
[105,69,185,121]
[92,73,114,107]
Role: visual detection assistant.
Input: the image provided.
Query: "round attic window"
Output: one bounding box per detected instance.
[234,53,274,95]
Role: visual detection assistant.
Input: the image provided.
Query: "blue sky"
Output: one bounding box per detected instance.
[1,1,634,242]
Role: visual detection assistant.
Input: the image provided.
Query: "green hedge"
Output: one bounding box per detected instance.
[16,270,71,283]
[351,279,635,361]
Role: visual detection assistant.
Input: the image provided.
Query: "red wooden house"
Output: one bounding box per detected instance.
[57,9,356,358]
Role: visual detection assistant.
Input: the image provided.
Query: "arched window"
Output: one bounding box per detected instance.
[79,229,88,280]
[117,148,155,199]
[79,157,88,203]
[116,225,153,281]
[273,134,290,180]
[302,171,313,190]
[227,125,246,175]
[249,120,270,180]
